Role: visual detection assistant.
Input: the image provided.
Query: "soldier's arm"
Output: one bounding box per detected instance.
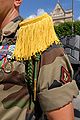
[47,102,74,120]
[37,44,79,119]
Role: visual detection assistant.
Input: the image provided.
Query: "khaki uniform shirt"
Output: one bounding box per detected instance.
[0,17,34,120]
[0,17,79,120]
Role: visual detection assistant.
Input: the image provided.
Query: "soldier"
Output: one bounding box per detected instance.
[0,0,79,120]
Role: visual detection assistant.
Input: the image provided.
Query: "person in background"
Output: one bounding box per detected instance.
[0,0,79,120]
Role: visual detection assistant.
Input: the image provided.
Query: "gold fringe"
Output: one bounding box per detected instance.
[13,13,60,60]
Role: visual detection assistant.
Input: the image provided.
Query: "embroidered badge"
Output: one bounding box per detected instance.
[60,66,71,84]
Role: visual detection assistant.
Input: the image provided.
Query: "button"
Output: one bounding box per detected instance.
[4,61,13,73]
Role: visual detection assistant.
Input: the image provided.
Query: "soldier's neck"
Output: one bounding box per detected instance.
[1,9,19,30]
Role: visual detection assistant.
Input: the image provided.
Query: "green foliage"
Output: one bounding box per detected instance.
[54,21,80,38]
[74,21,80,35]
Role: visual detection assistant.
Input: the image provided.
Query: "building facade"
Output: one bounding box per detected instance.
[50,2,73,24]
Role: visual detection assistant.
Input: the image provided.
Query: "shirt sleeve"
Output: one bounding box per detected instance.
[37,45,79,112]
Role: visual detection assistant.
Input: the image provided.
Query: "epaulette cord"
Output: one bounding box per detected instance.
[25,59,33,109]
[33,53,40,101]
[25,53,40,109]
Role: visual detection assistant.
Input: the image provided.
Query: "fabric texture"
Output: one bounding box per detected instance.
[37,44,78,112]
[0,16,34,120]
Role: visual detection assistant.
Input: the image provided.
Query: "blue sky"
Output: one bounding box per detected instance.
[20,0,80,20]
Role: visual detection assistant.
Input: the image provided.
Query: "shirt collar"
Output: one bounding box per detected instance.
[2,16,23,37]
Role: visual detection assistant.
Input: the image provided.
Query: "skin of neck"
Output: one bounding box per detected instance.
[0,8,19,29]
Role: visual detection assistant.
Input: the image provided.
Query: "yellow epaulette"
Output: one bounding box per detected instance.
[13,13,60,61]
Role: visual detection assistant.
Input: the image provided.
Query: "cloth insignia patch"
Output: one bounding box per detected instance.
[60,66,71,84]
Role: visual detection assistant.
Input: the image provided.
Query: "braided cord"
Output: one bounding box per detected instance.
[27,60,33,92]
[34,53,41,101]
[25,53,40,108]
[25,59,33,109]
